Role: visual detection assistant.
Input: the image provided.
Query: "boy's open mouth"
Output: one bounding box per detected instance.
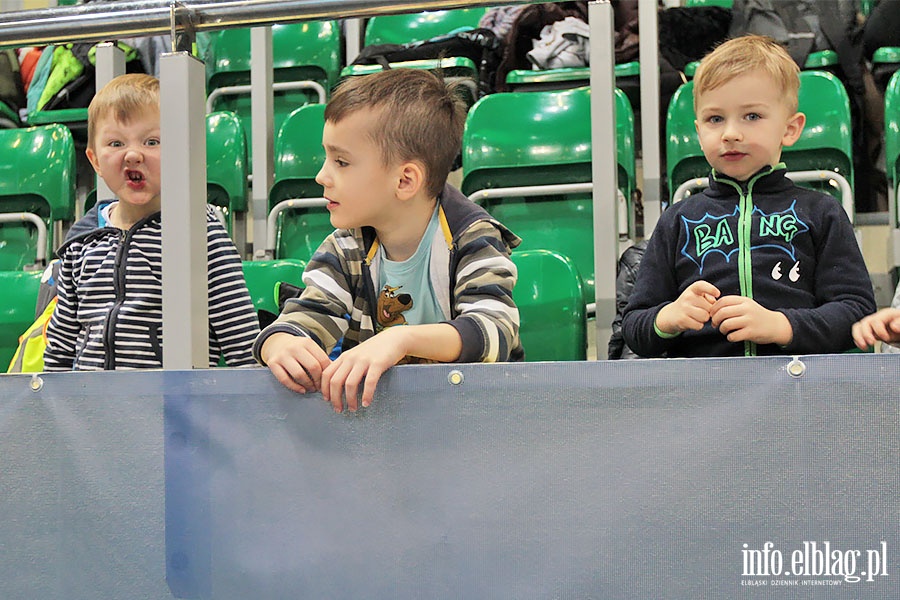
[126,170,145,183]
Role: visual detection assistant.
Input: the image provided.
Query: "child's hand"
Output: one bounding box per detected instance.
[852,308,900,350]
[709,295,793,346]
[321,327,408,413]
[260,332,332,394]
[655,280,720,335]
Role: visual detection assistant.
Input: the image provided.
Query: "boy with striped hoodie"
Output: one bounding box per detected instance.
[254,69,523,412]
[44,74,259,370]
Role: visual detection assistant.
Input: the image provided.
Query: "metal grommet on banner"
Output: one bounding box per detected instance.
[30,374,43,392]
[787,357,806,378]
[447,370,464,386]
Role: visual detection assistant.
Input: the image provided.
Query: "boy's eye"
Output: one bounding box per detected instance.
[707,115,723,124]
[146,138,160,147]
[746,113,761,121]
[109,140,124,147]
[334,159,349,168]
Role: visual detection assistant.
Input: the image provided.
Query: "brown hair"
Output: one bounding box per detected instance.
[87,73,160,150]
[324,69,467,198]
[693,34,800,114]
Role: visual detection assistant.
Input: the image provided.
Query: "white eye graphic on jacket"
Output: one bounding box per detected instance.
[771,261,801,281]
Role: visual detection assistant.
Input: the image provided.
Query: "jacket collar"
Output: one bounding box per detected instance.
[707,163,793,198]
[358,183,522,262]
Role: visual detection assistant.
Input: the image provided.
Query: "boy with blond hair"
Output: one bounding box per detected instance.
[622,35,874,357]
[44,74,260,370]
[254,68,523,412]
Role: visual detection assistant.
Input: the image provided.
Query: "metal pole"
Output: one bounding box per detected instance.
[160,51,209,369]
[93,42,126,203]
[250,26,274,259]
[0,1,542,48]
[638,0,662,234]
[588,0,619,359]
[344,18,363,64]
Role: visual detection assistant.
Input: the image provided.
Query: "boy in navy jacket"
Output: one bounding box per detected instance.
[623,35,875,357]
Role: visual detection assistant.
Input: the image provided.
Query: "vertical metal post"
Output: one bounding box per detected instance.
[638,0,662,233]
[344,18,363,64]
[94,42,126,202]
[588,0,619,358]
[250,26,274,258]
[160,51,208,369]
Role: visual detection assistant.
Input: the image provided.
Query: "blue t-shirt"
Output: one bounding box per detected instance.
[376,206,443,330]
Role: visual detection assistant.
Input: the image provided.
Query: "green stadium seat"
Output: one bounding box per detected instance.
[461,86,636,302]
[206,111,248,233]
[339,58,480,104]
[242,258,306,316]
[0,101,20,129]
[666,70,854,203]
[685,0,733,7]
[511,250,586,362]
[505,61,640,92]
[268,104,331,263]
[0,124,76,270]
[872,46,900,92]
[344,8,490,103]
[25,107,87,143]
[684,51,838,81]
[203,21,341,164]
[885,70,900,223]
[363,8,489,46]
[0,269,43,369]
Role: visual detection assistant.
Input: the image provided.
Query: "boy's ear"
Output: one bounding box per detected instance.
[85,146,102,175]
[395,161,426,200]
[782,111,806,148]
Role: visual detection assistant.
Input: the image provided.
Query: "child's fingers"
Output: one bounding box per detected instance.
[271,363,309,394]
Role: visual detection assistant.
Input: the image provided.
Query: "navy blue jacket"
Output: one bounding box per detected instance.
[622,166,876,357]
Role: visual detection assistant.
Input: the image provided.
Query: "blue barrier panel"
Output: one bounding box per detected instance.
[0,356,898,599]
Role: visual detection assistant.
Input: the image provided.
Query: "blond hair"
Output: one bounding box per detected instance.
[693,35,800,114]
[324,69,466,198]
[87,73,160,150]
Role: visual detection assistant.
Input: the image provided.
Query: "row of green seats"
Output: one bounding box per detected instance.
[0,251,585,370]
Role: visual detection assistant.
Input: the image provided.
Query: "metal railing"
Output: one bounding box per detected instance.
[0,0,540,48]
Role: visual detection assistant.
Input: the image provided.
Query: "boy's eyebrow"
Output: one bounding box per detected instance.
[322,142,351,154]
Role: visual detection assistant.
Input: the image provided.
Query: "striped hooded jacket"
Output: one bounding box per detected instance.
[43,201,260,370]
[253,184,524,364]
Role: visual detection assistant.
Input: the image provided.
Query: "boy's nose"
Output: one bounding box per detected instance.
[124,148,143,164]
[722,122,742,142]
[314,162,328,187]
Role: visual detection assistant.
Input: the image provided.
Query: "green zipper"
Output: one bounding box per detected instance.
[711,165,782,356]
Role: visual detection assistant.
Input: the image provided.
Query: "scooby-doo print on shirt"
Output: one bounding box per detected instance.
[377,285,413,328]
[376,284,436,365]
[680,200,809,280]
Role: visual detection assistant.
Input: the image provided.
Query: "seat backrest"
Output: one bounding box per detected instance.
[885,70,900,198]
[510,250,586,362]
[0,124,76,270]
[206,111,248,214]
[270,103,326,207]
[0,269,43,369]
[461,86,634,196]
[364,8,489,46]
[461,86,635,303]
[242,258,307,315]
[0,124,75,221]
[666,70,853,199]
[269,104,331,262]
[206,22,342,91]
[205,21,341,158]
